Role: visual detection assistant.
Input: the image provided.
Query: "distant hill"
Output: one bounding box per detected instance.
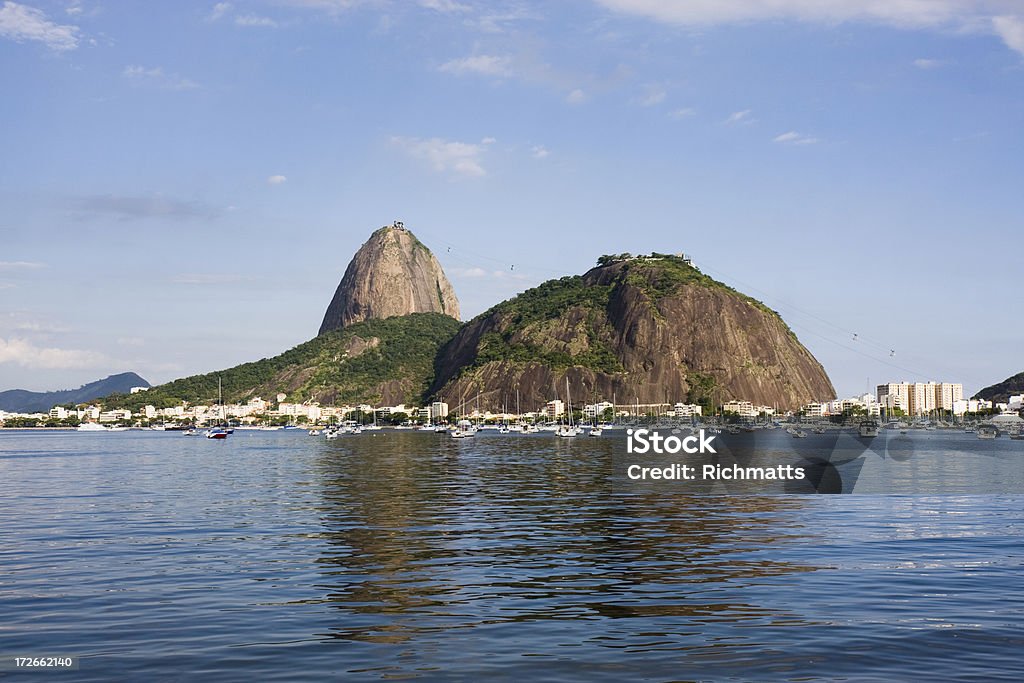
[102,314,462,412]
[974,371,1024,403]
[0,372,150,414]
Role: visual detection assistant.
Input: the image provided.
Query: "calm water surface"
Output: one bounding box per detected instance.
[1,429,1022,681]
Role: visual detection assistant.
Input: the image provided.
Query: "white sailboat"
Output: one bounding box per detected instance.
[556,378,577,438]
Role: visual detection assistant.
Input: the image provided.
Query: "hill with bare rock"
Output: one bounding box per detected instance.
[429,254,835,412]
[319,223,460,334]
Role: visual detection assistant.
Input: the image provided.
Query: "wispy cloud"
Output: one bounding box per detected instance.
[636,84,666,107]
[668,107,696,119]
[449,266,533,282]
[439,54,512,77]
[123,65,200,90]
[531,145,549,159]
[267,174,288,185]
[773,130,819,145]
[993,15,1024,55]
[208,1,232,21]
[592,1,1024,57]
[0,337,108,370]
[0,261,45,271]
[566,88,587,104]
[724,109,754,125]
[71,194,223,221]
[390,136,491,177]
[116,336,145,347]
[0,1,80,51]
[419,0,470,13]
[913,58,944,69]
[235,14,278,27]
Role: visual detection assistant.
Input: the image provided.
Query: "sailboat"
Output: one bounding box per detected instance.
[206,377,230,439]
[556,378,577,438]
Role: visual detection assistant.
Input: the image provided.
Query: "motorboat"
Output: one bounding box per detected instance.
[858,421,880,438]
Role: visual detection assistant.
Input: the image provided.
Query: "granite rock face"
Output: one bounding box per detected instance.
[429,257,835,412]
[319,224,460,334]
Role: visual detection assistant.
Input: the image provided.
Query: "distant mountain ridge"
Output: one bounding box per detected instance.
[974,371,1024,404]
[0,372,150,414]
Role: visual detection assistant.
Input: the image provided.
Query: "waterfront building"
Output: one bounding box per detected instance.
[582,401,614,419]
[722,400,756,418]
[672,403,703,418]
[431,402,449,420]
[544,400,565,419]
[877,382,964,416]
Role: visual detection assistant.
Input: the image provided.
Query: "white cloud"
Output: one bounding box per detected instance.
[668,107,696,119]
[593,1,1024,57]
[439,54,512,77]
[65,1,82,16]
[451,266,488,278]
[724,109,753,124]
[116,336,145,347]
[123,65,200,90]
[419,0,469,12]
[0,260,44,271]
[481,136,496,144]
[0,1,80,51]
[449,266,532,282]
[11,320,69,333]
[773,130,819,145]
[566,88,587,104]
[913,58,943,68]
[209,1,232,21]
[267,174,288,185]
[993,15,1024,55]
[531,145,549,159]
[235,14,278,27]
[0,337,107,370]
[390,136,489,177]
[637,85,666,107]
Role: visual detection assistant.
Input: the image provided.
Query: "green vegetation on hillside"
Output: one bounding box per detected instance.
[466,275,622,374]
[103,313,462,411]
[974,371,1024,403]
[442,253,798,385]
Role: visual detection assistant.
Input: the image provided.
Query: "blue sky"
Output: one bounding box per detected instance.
[1,0,1022,399]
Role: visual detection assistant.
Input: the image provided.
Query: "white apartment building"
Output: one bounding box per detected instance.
[582,401,614,418]
[431,402,449,420]
[722,400,755,417]
[544,400,565,419]
[672,402,704,418]
[803,402,826,418]
[877,382,963,416]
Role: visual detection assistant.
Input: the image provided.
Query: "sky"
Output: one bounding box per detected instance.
[1,0,1022,399]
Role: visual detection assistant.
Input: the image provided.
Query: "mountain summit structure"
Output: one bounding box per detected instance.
[319,222,460,334]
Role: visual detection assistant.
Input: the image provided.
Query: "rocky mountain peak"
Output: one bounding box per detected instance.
[319,222,460,334]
